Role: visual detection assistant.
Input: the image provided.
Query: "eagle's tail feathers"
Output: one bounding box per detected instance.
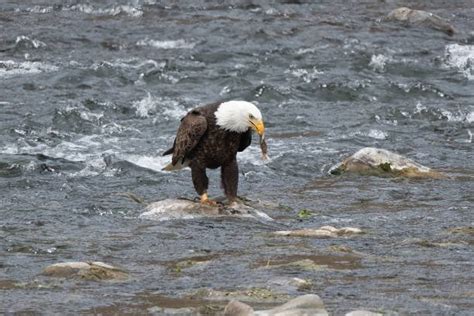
[162,147,174,156]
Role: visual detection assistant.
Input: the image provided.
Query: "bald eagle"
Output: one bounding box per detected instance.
[162,100,265,205]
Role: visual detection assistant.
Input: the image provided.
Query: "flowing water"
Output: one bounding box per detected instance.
[1,1,473,314]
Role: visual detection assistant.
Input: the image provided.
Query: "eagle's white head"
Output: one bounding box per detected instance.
[215,101,265,135]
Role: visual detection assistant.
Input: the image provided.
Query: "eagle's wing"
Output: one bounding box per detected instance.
[238,129,252,152]
[171,110,208,165]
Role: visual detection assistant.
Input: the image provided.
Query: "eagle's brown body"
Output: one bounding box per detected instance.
[163,102,252,201]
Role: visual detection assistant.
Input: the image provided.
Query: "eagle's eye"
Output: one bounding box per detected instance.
[249,114,255,120]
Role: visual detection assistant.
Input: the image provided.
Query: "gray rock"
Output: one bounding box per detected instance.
[329,147,444,178]
[386,7,455,36]
[274,226,363,238]
[254,294,328,316]
[42,261,128,281]
[224,300,255,316]
[140,198,273,221]
[268,277,313,293]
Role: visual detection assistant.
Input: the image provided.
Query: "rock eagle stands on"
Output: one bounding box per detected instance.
[163,100,265,205]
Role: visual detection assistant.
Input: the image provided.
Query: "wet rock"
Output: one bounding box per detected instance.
[447,226,474,236]
[0,279,19,289]
[274,226,363,238]
[386,7,455,36]
[148,306,198,315]
[257,294,328,315]
[224,300,254,316]
[191,288,290,304]
[270,259,329,271]
[267,277,313,295]
[140,198,273,221]
[224,295,328,316]
[329,147,444,178]
[286,277,313,291]
[346,311,383,316]
[167,254,217,274]
[42,261,128,281]
[413,239,468,248]
[224,294,328,316]
[328,244,354,253]
[260,254,362,271]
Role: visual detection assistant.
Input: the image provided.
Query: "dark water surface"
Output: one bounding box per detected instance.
[1,0,473,314]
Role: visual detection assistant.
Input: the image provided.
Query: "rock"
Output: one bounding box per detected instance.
[148,306,199,315]
[328,245,354,253]
[289,278,312,291]
[447,226,474,236]
[140,198,273,221]
[386,7,455,36]
[267,277,313,295]
[270,259,329,271]
[254,294,328,316]
[346,311,383,316]
[262,253,362,271]
[42,261,128,281]
[329,147,444,178]
[274,226,363,238]
[191,288,290,305]
[224,300,255,316]
[0,279,19,289]
[224,295,328,316]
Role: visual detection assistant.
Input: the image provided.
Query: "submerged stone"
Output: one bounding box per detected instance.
[386,7,455,36]
[270,258,329,271]
[191,288,290,304]
[140,198,273,221]
[42,261,128,281]
[447,226,474,236]
[261,253,362,271]
[329,147,443,178]
[274,226,363,238]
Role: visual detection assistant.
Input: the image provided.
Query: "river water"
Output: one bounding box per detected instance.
[1,1,473,315]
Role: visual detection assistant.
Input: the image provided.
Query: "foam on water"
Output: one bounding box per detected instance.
[369,54,391,72]
[444,44,474,80]
[91,58,164,71]
[132,93,189,120]
[367,129,388,140]
[136,38,196,50]
[286,67,323,83]
[15,5,54,14]
[132,93,157,118]
[15,36,47,49]
[68,4,143,17]
[0,60,58,78]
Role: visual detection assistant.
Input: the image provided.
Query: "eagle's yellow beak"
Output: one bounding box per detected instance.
[250,119,265,136]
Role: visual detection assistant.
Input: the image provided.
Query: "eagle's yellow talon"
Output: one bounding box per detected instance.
[200,193,218,206]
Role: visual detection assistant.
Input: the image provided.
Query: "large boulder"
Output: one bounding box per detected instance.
[42,261,128,281]
[140,198,273,221]
[329,147,444,178]
[386,7,455,36]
